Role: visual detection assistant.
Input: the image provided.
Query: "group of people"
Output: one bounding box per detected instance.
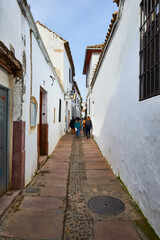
[69,116,92,138]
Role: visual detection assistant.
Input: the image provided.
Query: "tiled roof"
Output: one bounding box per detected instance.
[86,43,105,49]
[83,44,104,75]
[91,11,118,87]
[36,21,75,76]
[113,0,120,7]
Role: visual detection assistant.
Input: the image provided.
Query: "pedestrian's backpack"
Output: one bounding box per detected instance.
[86,120,92,128]
[83,120,86,127]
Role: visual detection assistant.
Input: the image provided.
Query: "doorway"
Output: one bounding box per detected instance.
[38,87,48,168]
[66,101,68,132]
[0,86,8,196]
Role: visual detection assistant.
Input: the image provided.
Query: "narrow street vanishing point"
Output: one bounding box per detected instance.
[0,133,159,240]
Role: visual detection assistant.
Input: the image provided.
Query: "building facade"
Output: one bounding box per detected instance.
[72,80,81,118]
[83,0,160,237]
[36,21,76,132]
[0,0,76,195]
[83,44,103,131]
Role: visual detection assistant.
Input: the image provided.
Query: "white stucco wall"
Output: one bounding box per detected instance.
[25,33,65,183]
[90,0,160,236]
[37,23,73,131]
[63,48,72,126]
[0,0,23,62]
[0,0,66,186]
[87,93,95,134]
[63,47,73,94]
[86,52,101,93]
[36,23,64,86]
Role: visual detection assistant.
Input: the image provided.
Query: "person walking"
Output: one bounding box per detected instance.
[70,117,75,134]
[82,118,86,136]
[74,117,81,138]
[85,116,92,138]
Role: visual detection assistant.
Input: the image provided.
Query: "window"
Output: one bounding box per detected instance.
[30,96,37,127]
[140,0,160,100]
[69,67,72,83]
[30,102,37,127]
[59,99,61,122]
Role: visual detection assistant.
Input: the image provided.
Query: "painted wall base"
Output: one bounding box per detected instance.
[12,121,25,189]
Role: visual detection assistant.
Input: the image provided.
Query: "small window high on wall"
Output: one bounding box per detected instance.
[69,67,72,83]
[139,0,160,100]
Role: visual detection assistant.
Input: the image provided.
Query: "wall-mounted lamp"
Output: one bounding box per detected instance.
[69,90,75,99]
[64,90,75,100]
[50,75,55,86]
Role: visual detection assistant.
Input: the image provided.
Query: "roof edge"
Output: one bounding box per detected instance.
[82,45,103,75]
[36,21,75,77]
[36,21,67,42]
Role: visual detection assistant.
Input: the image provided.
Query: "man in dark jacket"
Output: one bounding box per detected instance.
[85,116,92,138]
[70,117,75,134]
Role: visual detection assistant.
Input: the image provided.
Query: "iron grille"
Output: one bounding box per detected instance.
[139,0,160,100]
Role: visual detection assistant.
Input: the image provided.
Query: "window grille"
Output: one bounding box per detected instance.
[30,102,37,127]
[139,0,160,100]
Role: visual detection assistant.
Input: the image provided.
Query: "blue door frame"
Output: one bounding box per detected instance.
[0,84,9,196]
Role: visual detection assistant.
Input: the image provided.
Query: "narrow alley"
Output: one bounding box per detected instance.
[0,133,158,240]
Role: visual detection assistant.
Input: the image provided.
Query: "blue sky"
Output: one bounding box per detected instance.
[27,0,118,100]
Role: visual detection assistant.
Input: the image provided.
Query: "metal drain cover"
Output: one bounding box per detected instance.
[26,188,40,193]
[88,196,125,215]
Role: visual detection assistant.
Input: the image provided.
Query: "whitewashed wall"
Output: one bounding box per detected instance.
[0,0,66,186]
[25,33,65,183]
[0,0,22,62]
[37,23,73,130]
[91,0,160,237]
[86,52,101,91]
[87,93,95,134]
[86,52,101,129]
[63,48,71,91]
[63,47,72,124]
[36,23,64,86]
[88,53,100,87]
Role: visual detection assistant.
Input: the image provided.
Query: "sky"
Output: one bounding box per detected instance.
[27,0,118,101]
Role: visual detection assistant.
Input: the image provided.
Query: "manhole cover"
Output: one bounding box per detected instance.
[88,196,125,215]
[26,188,40,193]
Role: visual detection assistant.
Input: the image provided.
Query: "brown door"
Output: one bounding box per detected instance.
[39,91,42,155]
[38,89,48,158]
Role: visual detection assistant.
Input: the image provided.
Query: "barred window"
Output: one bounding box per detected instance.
[139,0,160,100]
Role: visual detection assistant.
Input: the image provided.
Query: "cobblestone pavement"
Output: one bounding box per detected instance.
[64,136,93,240]
[0,133,159,240]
